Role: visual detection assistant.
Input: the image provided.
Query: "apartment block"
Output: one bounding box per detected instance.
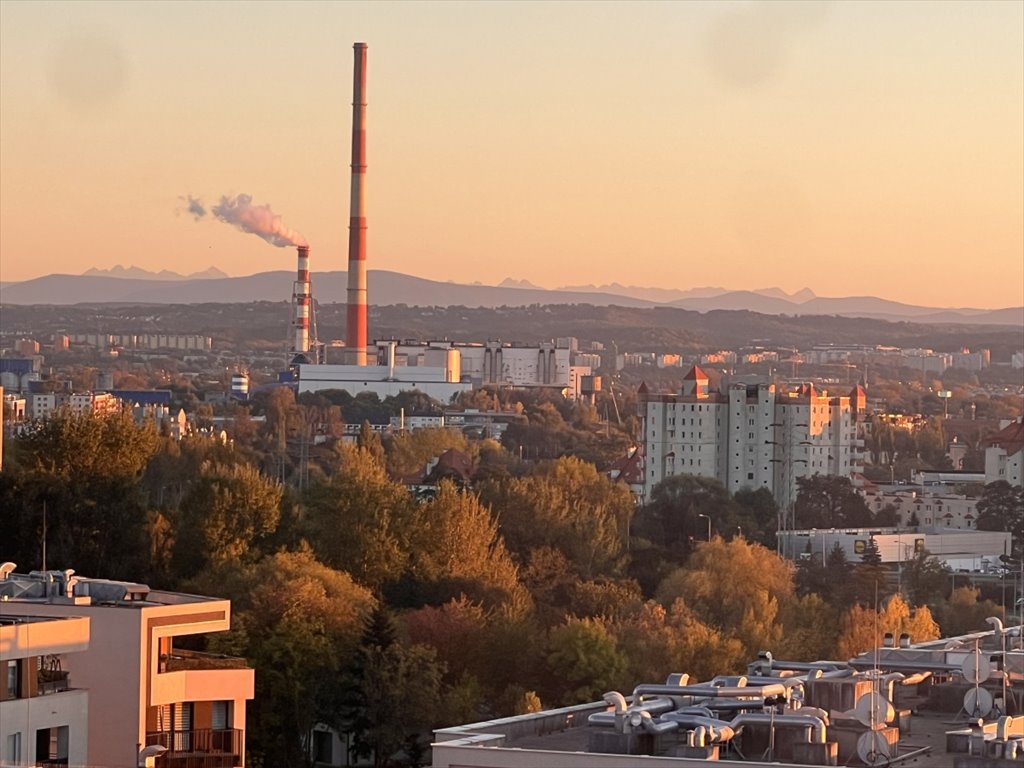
[0,568,254,768]
[0,611,90,767]
[640,368,864,509]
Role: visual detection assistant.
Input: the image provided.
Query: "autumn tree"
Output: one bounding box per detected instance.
[404,482,529,612]
[15,409,158,479]
[836,593,940,658]
[386,428,471,480]
[655,537,796,658]
[633,475,739,558]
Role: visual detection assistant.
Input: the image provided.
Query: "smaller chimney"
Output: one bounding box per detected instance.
[292,245,311,359]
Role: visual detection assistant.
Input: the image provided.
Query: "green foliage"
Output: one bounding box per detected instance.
[634,475,739,557]
[303,444,416,590]
[224,549,376,767]
[172,462,283,579]
[479,457,633,579]
[546,618,627,705]
[794,474,873,529]
[16,409,159,479]
[976,481,1024,559]
[937,587,1005,637]
[903,550,949,607]
[345,607,445,768]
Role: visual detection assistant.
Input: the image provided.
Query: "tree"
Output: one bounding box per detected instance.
[303,443,416,590]
[903,550,949,607]
[937,587,1005,637]
[545,618,627,705]
[15,409,158,479]
[836,594,940,658]
[733,487,780,548]
[405,482,529,612]
[345,606,445,768]
[171,462,283,579]
[654,537,796,658]
[794,475,873,529]
[218,549,376,767]
[386,428,470,480]
[634,475,739,556]
[479,457,633,579]
[976,481,1024,559]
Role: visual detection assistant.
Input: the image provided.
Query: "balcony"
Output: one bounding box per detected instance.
[145,729,242,768]
[152,651,254,706]
[37,668,71,696]
[160,649,250,673]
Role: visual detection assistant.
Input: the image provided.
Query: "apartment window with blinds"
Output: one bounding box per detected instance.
[212,701,230,731]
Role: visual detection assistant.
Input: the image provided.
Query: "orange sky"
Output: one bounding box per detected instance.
[1,1,1021,308]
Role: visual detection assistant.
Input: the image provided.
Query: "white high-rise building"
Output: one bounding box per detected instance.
[640,367,864,509]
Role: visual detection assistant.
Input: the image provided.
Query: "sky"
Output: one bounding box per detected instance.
[0,0,1021,309]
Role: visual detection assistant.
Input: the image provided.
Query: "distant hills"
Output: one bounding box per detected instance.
[0,268,1020,326]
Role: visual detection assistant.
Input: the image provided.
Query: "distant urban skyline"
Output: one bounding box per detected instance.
[1,1,1021,308]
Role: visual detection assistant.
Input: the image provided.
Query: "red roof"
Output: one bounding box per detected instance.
[984,418,1024,456]
[684,365,709,381]
[608,448,644,485]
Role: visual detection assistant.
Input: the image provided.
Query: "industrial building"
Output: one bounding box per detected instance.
[0,567,254,768]
[297,339,590,400]
[639,367,865,508]
[778,527,1012,570]
[433,621,1024,768]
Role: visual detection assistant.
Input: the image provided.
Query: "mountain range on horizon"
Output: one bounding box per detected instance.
[0,267,1020,327]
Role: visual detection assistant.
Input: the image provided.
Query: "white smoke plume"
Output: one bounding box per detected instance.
[187,193,307,247]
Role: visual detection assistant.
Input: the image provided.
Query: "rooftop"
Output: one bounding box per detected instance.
[433,624,1024,768]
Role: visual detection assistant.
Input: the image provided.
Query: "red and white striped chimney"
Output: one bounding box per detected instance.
[293,245,311,356]
[346,42,368,366]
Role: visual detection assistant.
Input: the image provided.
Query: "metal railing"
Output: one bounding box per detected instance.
[158,649,250,673]
[36,669,71,696]
[145,729,242,768]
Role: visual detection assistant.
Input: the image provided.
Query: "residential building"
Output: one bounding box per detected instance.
[0,611,91,768]
[984,418,1024,488]
[640,368,863,509]
[0,568,254,768]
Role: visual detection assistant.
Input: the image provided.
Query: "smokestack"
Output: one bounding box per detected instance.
[346,42,369,366]
[293,245,311,358]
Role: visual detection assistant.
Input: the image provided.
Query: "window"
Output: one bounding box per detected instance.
[6,733,21,763]
[747,472,754,480]
[5,660,18,698]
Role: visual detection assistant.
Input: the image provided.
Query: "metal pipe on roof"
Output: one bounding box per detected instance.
[633,683,787,700]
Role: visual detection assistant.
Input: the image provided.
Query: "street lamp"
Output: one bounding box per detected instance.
[698,513,711,542]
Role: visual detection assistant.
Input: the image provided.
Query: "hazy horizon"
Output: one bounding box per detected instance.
[1,1,1021,308]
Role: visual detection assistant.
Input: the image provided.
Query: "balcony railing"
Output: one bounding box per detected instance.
[145,729,242,768]
[36,669,71,696]
[159,649,250,673]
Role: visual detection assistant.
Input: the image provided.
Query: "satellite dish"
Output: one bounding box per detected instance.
[854,691,895,727]
[857,730,892,766]
[962,653,986,684]
[964,687,994,718]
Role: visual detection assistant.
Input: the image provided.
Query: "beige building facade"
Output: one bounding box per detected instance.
[0,569,253,768]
